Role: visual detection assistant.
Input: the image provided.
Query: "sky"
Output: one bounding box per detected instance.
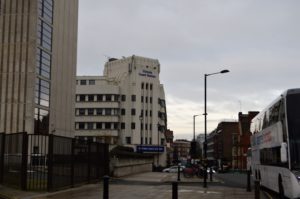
[77,0,300,140]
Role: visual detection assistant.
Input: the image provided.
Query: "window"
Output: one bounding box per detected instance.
[97,95,103,101]
[96,108,103,115]
[121,95,126,101]
[121,109,126,115]
[150,97,152,104]
[89,80,95,85]
[146,83,148,90]
[96,123,102,129]
[141,83,144,89]
[79,108,85,116]
[141,96,144,103]
[79,95,85,102]
[146,97,148,103]
[126,137,131,144]
[149,124,152,130]
[114,123,118,130]
[105,108,112,115]
[87,108,94,115]
[131,123,135,129]
[150,84,153,90]
[87,123,93,130]
[131,109,136,115]
[80,80,87,85]
[106,94,112,101]
[131,95,136,102]
[121,123,125,129]
[150,110,152,117]
[145,124,148,130]
[78,122,85,130]
[88,95,94,102]
[105,123,111,129]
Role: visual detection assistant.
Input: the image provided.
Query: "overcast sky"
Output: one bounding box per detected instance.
[77,0,300,140]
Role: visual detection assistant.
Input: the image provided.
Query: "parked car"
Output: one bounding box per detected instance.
[162,165,185,173]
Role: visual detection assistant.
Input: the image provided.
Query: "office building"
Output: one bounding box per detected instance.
[75,55,167,166]
[0,0,78,137]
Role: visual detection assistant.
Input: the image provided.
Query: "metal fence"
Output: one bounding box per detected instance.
[0,132,109,191]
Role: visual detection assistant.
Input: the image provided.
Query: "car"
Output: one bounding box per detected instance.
[162,165,185,173]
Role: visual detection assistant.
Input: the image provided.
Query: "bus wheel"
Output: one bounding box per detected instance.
[278,176,284,199]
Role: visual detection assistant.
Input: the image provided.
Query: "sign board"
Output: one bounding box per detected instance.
[136,145,164,153]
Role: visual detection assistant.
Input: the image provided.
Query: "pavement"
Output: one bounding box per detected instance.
[0,172,271,199]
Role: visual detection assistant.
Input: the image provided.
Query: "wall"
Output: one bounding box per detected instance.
[110,156,153,177]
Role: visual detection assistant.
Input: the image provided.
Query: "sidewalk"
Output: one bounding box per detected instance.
[0,172,268,199]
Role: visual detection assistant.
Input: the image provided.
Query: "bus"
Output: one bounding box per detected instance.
[250,88,300,199]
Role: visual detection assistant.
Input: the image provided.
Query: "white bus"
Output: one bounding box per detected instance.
[250,88,300,199]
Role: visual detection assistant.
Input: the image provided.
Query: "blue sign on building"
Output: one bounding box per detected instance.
[136,145,164,153]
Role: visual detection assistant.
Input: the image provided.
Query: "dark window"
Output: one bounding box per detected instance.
[150,84,153,90]
[105,123,111,129]
[89,80,95,85]
[114,123,118,130]
[96,123,102,129]
[150,110,152,117]
[149,124,152,130]
[77,108,84,116]
[146,97,148,103]
[141,83,144,89]
[87,123,93,130]
[115,95,119,101]
[145,110,148,116]
[131,123,136,129]
[121,95,126,101]
[145,138,148,144]
[87,108,94,115]
[141,123,144,130]
[141,96,144,103]
[80,80,87,85]
[146,83,148,90]
[131,109,136,115]
[88,95,94,102]
[78,122,85,129]
[126,137,131,144]
[150,97,152,104]
[141,137,143,144]
[121,109,126,115]
[131,95,136,102]
[105,108,112,115]
[106,94,112,101]
[79,95,85,101]
[145,124,148,130]
[121,123,125,129]
[97,95,103,101]
[96,108,103,115]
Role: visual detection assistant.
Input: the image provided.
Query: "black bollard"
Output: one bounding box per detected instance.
[246,170,251,192]
[172,181,178,199]
[177,165,181,181]
[254,180,260,199]
[103,176,109,199]
[209,167,213,182]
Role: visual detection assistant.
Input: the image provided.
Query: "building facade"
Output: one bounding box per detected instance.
[75,55,167,166]
[173,139,191,162]
[0,0,78,137]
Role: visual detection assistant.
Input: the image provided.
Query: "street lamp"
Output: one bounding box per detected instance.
[203,69,229,188]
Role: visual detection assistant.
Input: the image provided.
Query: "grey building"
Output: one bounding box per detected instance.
[0,0,78,137]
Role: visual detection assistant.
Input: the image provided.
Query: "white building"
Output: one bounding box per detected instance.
[75,55,167,166]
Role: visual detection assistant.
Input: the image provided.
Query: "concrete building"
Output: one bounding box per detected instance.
[75,55,167,166]
[0,0,78,137]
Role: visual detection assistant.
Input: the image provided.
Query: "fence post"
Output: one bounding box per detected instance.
[209,167,213,182]
[254,180,260,199]
[177,164,181,181]
[172,181,178,199]
[246,170,251,192]
[0,133,5,184]
[47,134,54,192]
[21,132,28,190]
[71,138,75,187]
[103,175,109,199]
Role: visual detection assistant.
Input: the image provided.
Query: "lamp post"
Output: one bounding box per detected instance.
[203,69,229,188]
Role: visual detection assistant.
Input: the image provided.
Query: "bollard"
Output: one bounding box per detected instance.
[103,176,109,199]
[254,180,260,199]
[177,165,181,181]
[246,170,251,192]
[172,181,178,199]
[209,167,213,182]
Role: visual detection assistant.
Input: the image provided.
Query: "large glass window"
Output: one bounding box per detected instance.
[34,108,49,134]
[287,93,300,169]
